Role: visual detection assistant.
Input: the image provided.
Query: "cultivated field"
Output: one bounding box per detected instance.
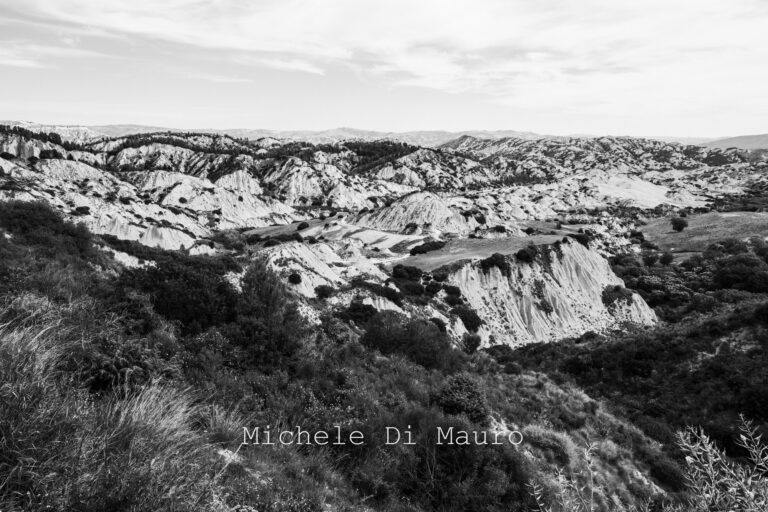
[643,211,768,253]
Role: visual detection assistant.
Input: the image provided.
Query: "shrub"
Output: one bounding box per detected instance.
[443,285,461,297]
[601,285,634,309]
[433,373,489,424]
[516,245,538,263]
[429,317,447,333]
[351,279,404,306]
[288,272,302,284]
[642,252,659,266]
[451,306,482,332]
[296,221,309,231]
[396,280,425,296]
[444,294,463,307]
[671,217,688,232]
[432,272,448,282]
[522,425,578,469]
[39,149,63,159]
[361,311,461,370]
[314,284,335,299]
[0,200,95,261]
[409,240,446,255]
[121,256,240,335]
[337,301,377,325]
[425,281,442,295]
[480,252,511,276]
[648,456,686,492]
[713,254,768,292]
[462,333,481,354]
[567,232,594,247]
[392,264,423,281]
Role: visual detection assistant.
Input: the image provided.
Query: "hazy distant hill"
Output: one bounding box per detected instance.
[704,134,768,150]
[0,120,727,147]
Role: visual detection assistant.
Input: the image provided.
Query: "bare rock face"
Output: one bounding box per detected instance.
[445,239,656,346]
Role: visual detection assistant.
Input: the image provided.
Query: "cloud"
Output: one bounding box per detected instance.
[0,54,44,68]
[189,72,252,83]
[1,0,767,132]
[231,54,324,75]
[0,38,115,69]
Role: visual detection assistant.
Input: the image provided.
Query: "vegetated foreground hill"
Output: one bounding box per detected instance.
[2,120,768,510]
[3,199,767,512]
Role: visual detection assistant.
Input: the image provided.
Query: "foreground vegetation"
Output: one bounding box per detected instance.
[1,200,766,511]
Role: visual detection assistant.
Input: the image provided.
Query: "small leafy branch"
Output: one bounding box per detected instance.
[670,415,768,512]
[529,416,768,512]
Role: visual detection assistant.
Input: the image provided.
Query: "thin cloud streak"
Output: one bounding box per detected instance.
[189,73,252,83]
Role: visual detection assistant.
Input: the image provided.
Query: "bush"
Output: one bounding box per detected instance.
[314,284,335,299]
[433,373,489,424]
[351,279,404,306]
[516,245,538,263]
[296,221,310,231]
[674,417,768,508]
[480,252,511,276]
[396,280,425,296]
[121,256,240,336]
[392,264,423,281]
[337,301,377,325]
[39,149,64,159]
[443,285,461,297]
[451,306,482,332]
[429,317,447,333]
[713,254,768,292]
[648,456,686,492]
[409,240,446,255]
[671,217,688,232]
[462,333,481,354]
[288,272,302,284]
[601,285,634,309]
[0,200,95,261]
[361,311,462,370]
[444,294,463,306]
[642,252,659,266]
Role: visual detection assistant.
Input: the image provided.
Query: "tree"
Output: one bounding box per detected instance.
[642,252,659,267]
[660,251,674,266]
[671,217,688,232]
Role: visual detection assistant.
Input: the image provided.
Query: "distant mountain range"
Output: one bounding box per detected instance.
[0,121,546,146]
[8,120,765,148]
[704,134,768,150]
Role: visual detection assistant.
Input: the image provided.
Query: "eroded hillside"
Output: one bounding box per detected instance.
[2,124,766,348]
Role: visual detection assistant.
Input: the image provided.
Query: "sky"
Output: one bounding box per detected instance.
[0,0,766,137]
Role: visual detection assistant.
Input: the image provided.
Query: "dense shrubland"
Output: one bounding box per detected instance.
[1,200,764,512]
[611,235,768,322]
[513,234,768,493]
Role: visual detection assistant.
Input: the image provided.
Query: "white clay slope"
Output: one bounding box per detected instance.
[446,239,656,346]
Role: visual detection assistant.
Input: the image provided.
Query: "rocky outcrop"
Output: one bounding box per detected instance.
[444,239,656,346]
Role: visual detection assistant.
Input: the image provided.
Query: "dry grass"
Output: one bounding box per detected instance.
[0,316,228,512]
